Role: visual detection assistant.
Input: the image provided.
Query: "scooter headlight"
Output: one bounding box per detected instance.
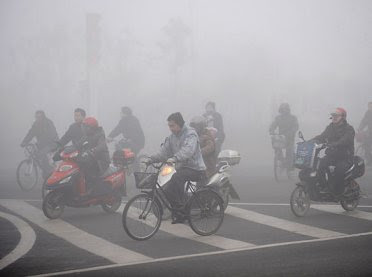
[161,166,174,176]
[59,164,73,172]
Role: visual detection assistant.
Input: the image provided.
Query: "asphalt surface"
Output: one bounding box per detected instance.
[0,164,372,277]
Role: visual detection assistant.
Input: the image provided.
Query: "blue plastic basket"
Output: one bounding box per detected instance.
[294,142,317,169]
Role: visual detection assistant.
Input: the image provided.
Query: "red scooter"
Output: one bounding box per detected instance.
[42,143,134,219]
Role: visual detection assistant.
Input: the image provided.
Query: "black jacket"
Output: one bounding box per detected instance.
[22,118,59,149]
[313,120,355,160]
[78,127,110,174]
[359,110,372,135]
[203,111,225,144]
[270,113,299,140]
[59,122,84,147]
[108,115,145,152]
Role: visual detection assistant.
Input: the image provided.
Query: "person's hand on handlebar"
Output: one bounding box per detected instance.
[166,157,177,165]
[142,157,154,165]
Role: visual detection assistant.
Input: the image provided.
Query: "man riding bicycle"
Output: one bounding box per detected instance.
[269,103,299,170]
[147,112,206,224]
[358,101,372,166]
[107,106,145,155]
[312,108,355,196]
[21,110,59,179]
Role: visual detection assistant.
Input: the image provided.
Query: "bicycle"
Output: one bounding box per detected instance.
[122,162,225,241]
[16,143,42,191]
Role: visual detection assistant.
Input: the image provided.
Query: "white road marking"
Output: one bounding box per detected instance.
[312,204,372,221]
[226,206,345,238]
[0,200,151,264]
[120,206,255,249]
[30,231,372,277]
[0,211,36,270]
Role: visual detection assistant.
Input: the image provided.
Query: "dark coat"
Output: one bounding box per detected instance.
[59,122,84,147]
[22,118,59,149]
[359,110,372,135]
[204,111,225,144]
[199,128,217,178]
[108,115,145,153]
[78,127,110,174]
[313,120,355,160]
[269,113,299,140]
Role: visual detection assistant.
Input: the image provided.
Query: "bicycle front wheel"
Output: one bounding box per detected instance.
[188,189,224,236]
[122,193,162,241]
[16,159,39,191]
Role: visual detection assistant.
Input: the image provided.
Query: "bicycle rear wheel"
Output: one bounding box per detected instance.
[16,159,39,191]
[188,189,224,236]
[122,193,162,241]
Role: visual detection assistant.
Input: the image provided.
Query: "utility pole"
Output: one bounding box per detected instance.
[86,13,101,116]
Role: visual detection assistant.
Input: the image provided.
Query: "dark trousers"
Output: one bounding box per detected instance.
[319,156,352,195]
[164,167,205,206]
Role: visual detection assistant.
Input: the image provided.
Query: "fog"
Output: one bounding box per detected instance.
[1,0,372,170]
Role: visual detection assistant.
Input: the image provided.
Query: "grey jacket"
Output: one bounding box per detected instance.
[151,125,206,171]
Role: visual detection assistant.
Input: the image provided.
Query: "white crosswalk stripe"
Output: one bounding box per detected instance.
[0,199,151,264]
[226,206,346,238]
[119,205,255,249]
[312,204,372,221]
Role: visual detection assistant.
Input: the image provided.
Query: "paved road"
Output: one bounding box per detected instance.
[1,165,372,276]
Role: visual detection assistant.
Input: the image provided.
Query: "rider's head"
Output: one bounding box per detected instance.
[82,117,99,136]
[330,107,347,125]
[190,116,207,135]
[205,101,216,114]
[121,106,132,118]
[278,103,290,115]
[35,110,46,122]
[74,108,86,124]
[167,112,185,135]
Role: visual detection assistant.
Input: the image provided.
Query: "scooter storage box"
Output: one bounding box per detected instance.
[113,149,135,166]
[294,142,317,169]
[352,155,365,178]
[218,150,241,166]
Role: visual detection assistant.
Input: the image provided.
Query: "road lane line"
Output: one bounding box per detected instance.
[120,206,255,249]
[312,204,372,221]
[0,199,151,264]
[226,206,345,238]
[30,231,372,277]
[0,211,36,270]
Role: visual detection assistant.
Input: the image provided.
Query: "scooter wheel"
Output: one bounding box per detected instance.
[101,196,122,213]
[290,185,310,217]
[340,198,359,211]
[42,191,65,219]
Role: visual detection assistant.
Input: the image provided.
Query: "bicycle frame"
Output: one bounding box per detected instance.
[138,168,201,219]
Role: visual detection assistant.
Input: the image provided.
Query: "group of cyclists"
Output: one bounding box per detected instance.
[20,100,372,220]
[270,101,372,198]
[20,102,225,222]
